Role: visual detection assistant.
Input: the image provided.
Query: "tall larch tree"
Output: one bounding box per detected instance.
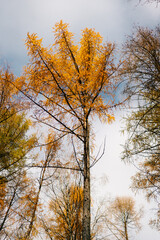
[16,21,123,240]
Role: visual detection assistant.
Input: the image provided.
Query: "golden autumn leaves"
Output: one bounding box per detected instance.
[23,20,117,126]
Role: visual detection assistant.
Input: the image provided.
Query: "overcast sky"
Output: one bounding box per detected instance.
[0,0,160,239]
[0,0,159,75]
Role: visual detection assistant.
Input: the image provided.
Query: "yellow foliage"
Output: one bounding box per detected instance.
[22,20,119,129]
[48,184,83,240]
[0,182,6,211]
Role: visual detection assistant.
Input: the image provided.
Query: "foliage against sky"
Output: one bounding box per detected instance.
[122,26,160,231]
[0,1,159,239]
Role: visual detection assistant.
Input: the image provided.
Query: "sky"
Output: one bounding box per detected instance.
[0,0,160,239]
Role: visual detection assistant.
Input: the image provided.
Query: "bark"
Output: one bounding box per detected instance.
[124,221,129,240]
[82,119,91,240]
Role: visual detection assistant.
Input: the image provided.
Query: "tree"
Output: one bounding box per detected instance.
[122,26,160,229]
[0,67,36,182]
[15,20,122,239]
[0,112,36,182]
[0,173,39,240]
[0,67,39,239]
[42,177,83,240]
[103,196,142,240]
[0,111,37,239]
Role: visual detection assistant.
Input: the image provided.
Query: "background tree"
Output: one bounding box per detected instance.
[41,176,83,240]
[0,67,39,239]
[122,26,160,229]
[0,112,36,182]
[15,20,123,240]
[0,173,41,240]
[0,111,38,239]
[0,67,36,182]
[103,196,143,240]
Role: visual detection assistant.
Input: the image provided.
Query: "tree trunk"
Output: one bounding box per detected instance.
[0,187,16,232]
[124,221,129,240]
[82,119,91,240]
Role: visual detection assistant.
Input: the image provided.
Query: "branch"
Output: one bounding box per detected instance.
[71,136,84,175]
[26,164,82,172]
[90,137,106,169]
[8,80,83,142]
